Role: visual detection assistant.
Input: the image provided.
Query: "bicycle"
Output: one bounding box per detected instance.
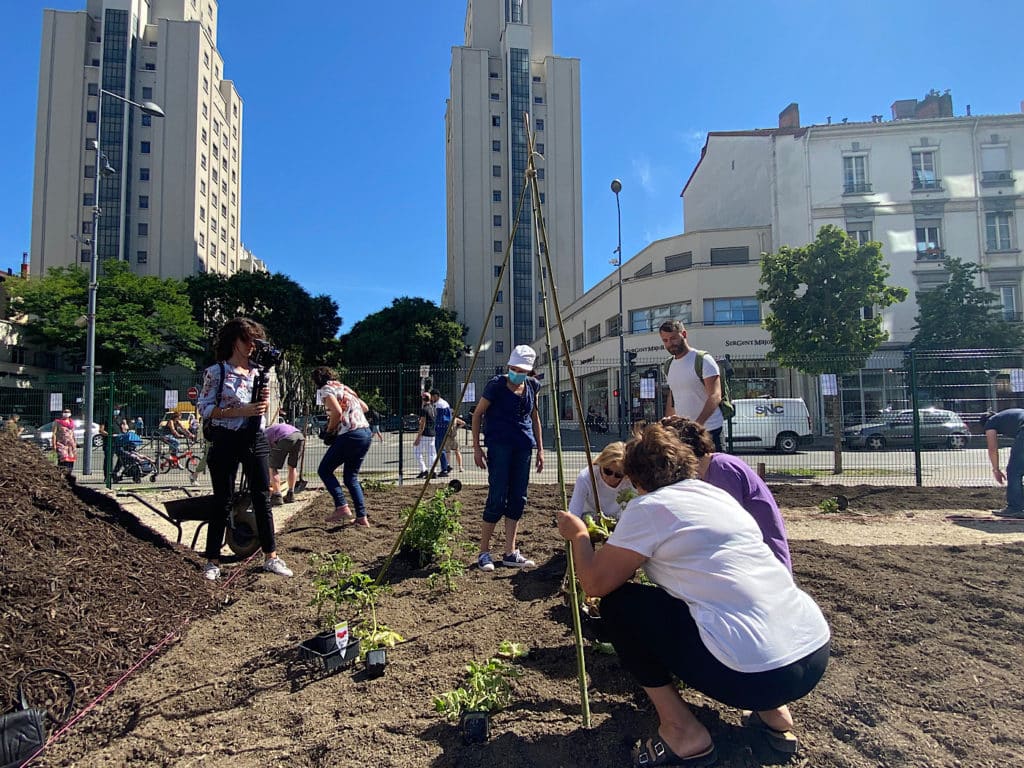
[156,435,199,475]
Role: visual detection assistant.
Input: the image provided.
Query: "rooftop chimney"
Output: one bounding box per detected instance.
[778,102,800,129]
[21,252,29,279]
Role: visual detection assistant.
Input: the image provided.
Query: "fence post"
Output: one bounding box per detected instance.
[105,371,115,488]
[909,349,922,487]
[397,364,404,486]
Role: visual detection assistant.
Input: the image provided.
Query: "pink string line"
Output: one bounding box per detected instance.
[21,547,263,765]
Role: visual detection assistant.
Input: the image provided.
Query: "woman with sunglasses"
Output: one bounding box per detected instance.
[568,442,634,521]
[661,416,791,571]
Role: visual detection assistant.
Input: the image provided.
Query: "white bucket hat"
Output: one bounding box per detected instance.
[507,345,537,370]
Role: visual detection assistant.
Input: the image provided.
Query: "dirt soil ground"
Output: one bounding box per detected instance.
[3,431,1024,768]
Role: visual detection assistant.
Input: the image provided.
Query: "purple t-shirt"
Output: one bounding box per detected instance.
[264,423,299,446]
[704,453,792,571]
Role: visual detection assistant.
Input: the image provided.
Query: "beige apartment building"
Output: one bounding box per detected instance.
[31,0,243,280]
[444,0,583,373]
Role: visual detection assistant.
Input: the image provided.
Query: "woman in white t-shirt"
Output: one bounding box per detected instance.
[557,423,830,766]
[312,366,372,527]
[567,442,634,521]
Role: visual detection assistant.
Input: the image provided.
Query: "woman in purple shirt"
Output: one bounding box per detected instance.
[662,416,791,571]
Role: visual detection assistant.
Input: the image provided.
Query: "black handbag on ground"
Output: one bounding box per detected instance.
[0,668,75,768]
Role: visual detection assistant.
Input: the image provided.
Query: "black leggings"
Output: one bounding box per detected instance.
[204,429,276,560]
[600,582,829,711]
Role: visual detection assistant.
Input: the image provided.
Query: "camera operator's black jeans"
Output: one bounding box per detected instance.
[205,429,276,560]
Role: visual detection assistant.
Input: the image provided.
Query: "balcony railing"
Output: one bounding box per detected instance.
[981,170,1014,187]
[843,181,873,194]
[916,247,946,261]
[911,177,942,191]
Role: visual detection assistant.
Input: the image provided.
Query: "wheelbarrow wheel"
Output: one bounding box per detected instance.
[225,491,260,557]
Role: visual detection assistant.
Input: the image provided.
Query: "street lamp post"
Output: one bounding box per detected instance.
[610,179,626,439]
[82,89,164,475]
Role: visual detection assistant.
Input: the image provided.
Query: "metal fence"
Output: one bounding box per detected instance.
[4,348,1023,488]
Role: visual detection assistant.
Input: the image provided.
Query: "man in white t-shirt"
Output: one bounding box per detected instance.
[659,319,725,451]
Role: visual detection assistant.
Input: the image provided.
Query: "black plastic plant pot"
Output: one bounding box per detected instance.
[447,478,463,494]
[297,630,361,674]
[460,711,490,745]
[365,648,387,677]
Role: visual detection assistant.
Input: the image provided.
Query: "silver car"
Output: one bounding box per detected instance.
[21,419,104,449]
[843,408,971,450]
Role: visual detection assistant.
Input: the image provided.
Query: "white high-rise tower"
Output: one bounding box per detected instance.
[444,0,583,370]
[31,0,243,279]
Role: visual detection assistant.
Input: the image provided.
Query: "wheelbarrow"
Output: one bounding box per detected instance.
[121,482,260,557]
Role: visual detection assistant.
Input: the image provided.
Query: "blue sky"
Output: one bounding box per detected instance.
[5,1,1024,333]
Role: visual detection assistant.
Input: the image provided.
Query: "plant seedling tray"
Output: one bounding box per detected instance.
[461,711,490,744]
[298,630,361,673]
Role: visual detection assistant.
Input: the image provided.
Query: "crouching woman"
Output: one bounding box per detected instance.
[556,423,829,766]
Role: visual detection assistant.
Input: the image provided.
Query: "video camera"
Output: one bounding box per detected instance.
[250,338,284,371]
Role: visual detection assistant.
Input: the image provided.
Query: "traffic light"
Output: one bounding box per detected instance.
[627,351,638,374]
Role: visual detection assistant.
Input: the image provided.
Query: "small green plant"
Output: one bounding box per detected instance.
[433,655,522,720]
[360,476,393,492]
[582,513,618,544]
[615,487,638,509]
[496,640,529,659]
[818,497,841,514]
[309,552,401,655]
[426,541,474,592]
[401,488,468,575]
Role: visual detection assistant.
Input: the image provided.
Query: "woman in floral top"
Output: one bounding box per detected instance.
[52,408,77,473]
[313,366,373,527]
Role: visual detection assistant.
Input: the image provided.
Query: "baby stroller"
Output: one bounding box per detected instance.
[112,431,158,483]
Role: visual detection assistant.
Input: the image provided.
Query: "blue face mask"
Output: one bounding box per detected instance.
[507,371,528,385]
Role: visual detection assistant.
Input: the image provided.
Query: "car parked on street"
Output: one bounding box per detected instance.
[843,408,971,450]
[20,419,104,449]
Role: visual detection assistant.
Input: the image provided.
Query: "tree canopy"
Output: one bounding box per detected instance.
[757,225,908,374]
[912,256,1024,350]
[338,297,466,367]
[5,260,203,372]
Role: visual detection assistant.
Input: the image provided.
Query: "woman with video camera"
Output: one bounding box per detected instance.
[312,366,373,527]
[196,317,293,581]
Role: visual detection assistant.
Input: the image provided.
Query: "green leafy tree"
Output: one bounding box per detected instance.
[5,261,203,372]
[339,297,466,367]
[757,225,908,471]
[912,256,1024,349]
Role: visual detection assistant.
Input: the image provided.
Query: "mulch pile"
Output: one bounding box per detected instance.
[0,433,218,712]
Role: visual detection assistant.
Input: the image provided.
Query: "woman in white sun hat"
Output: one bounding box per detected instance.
[471,345,544,572]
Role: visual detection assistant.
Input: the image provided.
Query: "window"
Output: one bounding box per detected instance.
[136,250,148,263]
[533,96,543,104]
[533,75,541,83]
[199,206,206,220]
[221,204,227,218]
[494,265,502,277]
[144,62,155,70]
[536,168,545,180]
[141,141,151,154]
[492,140,501,152]
[911,150,939,189]
[496,290,504,303]
[915,223,943,259]
[492,190,502,202]
[536,143,544,154]
[572,333,585,351]
[199,232,205,246]
[493,240,502,253]
[138,223,148,236]
[141,113,153,128]
[710,247,749,266]
[986,212,1013,251]
[202,103,208,118]
[587,325,601,344]
[493,215,502,226]
[80,249,91,263]
[996,285,1019,321]
[495,340,504,354]
[535,118,544,131]
[85,165,96,178]
[495,315,504,328]
[142,86,153,99]
[83,193,95,206]
[492,165,501,177]
[139,167,150,181]
[86,110,97,123]
[212,144,219,158]
[492,116,501,127]
[138,195,149,209]
[203,77,209,93]
[201,154,207,169]
[204,52,210,67]
[539,193,545,203]
[489,71,499,79]
[81,221,92,234]
[847,227,873,245]
[665,252,693,272]
[607,315,621,337]
[490,93,500,101]
[201,128,207,143]
[199,180,206,194]
[703,297,760,326]
[981,145,1011,184]
[88,82,98,95]
[630,303,691,334]
[211,193,218,207]
[843,155,870,193]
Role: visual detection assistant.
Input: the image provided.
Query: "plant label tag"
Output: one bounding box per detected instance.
[334,621,349,653]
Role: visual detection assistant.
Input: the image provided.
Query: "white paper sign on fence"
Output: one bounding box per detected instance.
[164,390,179,409]
[49,393,63,412]
[820,374,838,396]
[640,377,656,399]
[462,383,476,402]
[1011,369,1024,393]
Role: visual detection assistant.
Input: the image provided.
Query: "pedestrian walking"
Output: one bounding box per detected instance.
[659,319,726,451]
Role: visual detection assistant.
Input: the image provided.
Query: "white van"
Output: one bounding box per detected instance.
[726,398,813,454]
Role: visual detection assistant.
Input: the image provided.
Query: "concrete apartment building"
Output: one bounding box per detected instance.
[535,92,1024,430]
[31,0,243,280]
[443,0,583,373]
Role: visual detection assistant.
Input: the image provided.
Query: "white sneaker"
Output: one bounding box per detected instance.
[477,552,495,572]
[203,562,220,581]
[264,557,293,577]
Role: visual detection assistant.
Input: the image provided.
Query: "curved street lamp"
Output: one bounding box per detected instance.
[82,89,164,475]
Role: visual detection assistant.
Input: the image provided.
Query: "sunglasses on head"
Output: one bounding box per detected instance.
[602,467,624,479]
